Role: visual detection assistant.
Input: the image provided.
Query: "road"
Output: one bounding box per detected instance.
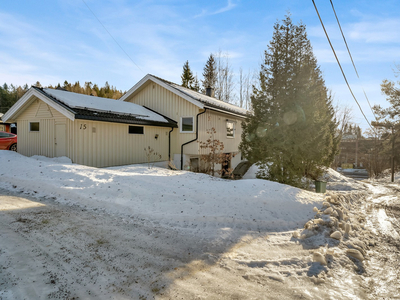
[362,182,400,299]
[0,188,220,300]
[1,181,400,300]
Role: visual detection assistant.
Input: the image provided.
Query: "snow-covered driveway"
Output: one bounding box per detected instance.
[1,151,400,299]
[0,187,220,299]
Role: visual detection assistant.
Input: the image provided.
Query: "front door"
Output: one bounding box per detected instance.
[55,124,66,157]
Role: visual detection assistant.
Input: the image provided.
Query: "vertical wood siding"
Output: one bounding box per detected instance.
[197,110,244,155]
[15,97,169,168]
[68,119,169,168]
[124,82,200,156]
[16,97,66,157]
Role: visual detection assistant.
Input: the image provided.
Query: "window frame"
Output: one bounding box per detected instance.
[180,116,195,133]
[128,125,144,135]
[226,120,235,138]
[30,122,40,132]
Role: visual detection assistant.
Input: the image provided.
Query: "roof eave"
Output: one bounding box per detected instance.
[2,88,76,123]
[74,114,178,128]
[204,106,247,118]
[119,74,205,109]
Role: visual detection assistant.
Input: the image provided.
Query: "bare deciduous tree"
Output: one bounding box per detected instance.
[215,50,235,103]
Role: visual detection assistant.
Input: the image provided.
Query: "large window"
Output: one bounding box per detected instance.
[30,122,40,132]
[129,125,144,134]
[226,121,235,138]
[181,117,194,133]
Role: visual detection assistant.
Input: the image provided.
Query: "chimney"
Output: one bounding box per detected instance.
[206,87,215,98]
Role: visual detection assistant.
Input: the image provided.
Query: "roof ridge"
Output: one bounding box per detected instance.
[148,74,247,113]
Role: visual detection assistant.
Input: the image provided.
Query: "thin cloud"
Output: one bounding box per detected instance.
[211,0,237,15]
[194,0,237,18]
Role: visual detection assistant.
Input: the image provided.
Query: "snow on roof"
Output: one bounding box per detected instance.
[43,88,169,123]
[150,75,248,116]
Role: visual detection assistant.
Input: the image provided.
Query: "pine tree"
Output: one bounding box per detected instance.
[181,60,195,89]
[192,74,200,92]
[240,15,339,187]
[201,54,217,92]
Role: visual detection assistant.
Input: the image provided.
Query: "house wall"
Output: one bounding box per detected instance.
[124,81,200,155]
[67,119,169,168]
[0,123,10,132]
[16,97,170,168]
[198,110,243,155]
[124,81,246,171]
[16,97,67,157]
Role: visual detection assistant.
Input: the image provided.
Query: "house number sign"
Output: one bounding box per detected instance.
[80,124,87,130]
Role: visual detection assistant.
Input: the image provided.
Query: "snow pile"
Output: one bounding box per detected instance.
[290,190,374,289]
[242,164,260,179]
[1,151,398,299]
[323,168,366,191]
[0,151,323,237]
[243,166,367,192]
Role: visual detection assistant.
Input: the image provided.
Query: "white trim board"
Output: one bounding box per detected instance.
[2,88,75,123]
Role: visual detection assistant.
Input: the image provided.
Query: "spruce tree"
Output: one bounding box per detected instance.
[240,15,339,187]
[181,60,195,89]
[201,54,217,92]
[192,74,200,92]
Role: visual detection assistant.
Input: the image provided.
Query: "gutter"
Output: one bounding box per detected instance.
[180,108,207,170]
[168,127,174,161]
[204,106,247,118]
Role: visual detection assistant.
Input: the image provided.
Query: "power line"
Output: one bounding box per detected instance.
[312,0,375,133]
[81,0,143,73]
[330,0,379,121]
[362,89,379,121]
[330,0,359,78]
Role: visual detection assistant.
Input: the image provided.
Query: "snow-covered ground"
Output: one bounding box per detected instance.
[0,151,399,299]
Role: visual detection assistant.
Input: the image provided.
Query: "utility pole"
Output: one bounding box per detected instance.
[355,137,358,168]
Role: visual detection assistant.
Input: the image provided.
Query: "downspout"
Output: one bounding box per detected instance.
[168,127,174,161]
[180,108,207,170]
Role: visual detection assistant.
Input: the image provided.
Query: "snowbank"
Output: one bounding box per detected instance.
[0,151,323,237]
[242,164,259,179]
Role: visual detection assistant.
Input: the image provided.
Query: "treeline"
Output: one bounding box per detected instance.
[0,83,29,114]
[0,81,124,114]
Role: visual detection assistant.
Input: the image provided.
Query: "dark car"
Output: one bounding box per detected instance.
[0,131,17,151]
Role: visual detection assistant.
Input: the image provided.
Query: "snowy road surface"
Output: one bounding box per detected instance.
[0,152,400,299]
[0,187,334,300]
[0,187,224,299]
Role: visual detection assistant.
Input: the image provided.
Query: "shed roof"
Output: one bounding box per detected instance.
[37,87,177,127]
[2,87,177,128]
[120,74,249,117]
[42,88,174,123]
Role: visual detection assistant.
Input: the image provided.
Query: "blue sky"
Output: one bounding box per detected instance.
[1,0,399,131]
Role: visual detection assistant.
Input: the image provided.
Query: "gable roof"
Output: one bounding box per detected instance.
[3,87,177,128]
[120,74,248,117]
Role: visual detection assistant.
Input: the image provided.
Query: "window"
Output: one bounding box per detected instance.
[226,121,235,138]
[30,122,40,132]
[181,117,194,133]
[129,125,144,134]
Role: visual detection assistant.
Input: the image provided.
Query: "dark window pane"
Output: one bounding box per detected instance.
[129,126,144,134]
[182,117,193,132]
[30,122,39,132]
